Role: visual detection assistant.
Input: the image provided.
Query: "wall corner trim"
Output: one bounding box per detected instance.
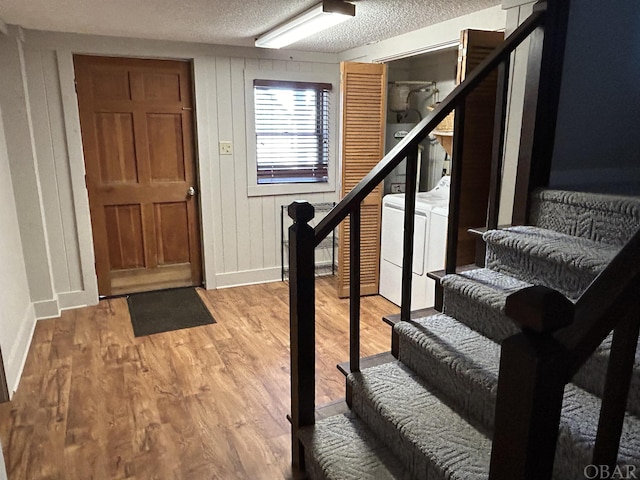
[6,25,25,42]
[7,303,37,399]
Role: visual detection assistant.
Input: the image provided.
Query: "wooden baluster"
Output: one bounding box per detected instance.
[288,201,316,472]
[592,302,640,469]
[487,58,510,231]
[349,205,361,373]
[400,146,419,322]
[445,101,466,275]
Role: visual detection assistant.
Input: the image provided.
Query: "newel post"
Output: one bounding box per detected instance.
[490,287,573,480]
[288,201,316,472]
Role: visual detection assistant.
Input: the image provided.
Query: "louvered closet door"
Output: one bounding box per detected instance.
[337,62,387,298]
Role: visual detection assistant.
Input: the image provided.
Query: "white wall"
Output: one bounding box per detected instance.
[0,95,37,397]
[385,49,458,191]
[387,49,458,122]
[11,29,341,311]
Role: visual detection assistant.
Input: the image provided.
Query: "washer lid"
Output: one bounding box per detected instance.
[383,192,449,212]
[432,206,450,217]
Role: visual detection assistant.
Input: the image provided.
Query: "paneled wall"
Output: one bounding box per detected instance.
[198,56,339,288]
[0,33,58,318]
[0,99,36,396]
[14,30,340,312]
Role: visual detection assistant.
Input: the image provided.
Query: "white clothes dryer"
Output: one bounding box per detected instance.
[379,177,450,309]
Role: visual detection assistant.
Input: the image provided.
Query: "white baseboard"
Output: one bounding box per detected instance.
[214,267,282,289]
[58,290,98,310]
[33,298,60,319]
[6,303,36,398]
[213,262,337,290]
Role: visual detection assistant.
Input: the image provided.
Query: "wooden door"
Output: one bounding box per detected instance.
[453,30,504,265]
[337,62,387,298]
[74,56,202,296]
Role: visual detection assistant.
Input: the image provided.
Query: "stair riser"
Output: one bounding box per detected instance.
[397,331,498,431]
[348,363,493,480]
[442,287,519,342]
[530,190,640,247]
[298,413,414,480]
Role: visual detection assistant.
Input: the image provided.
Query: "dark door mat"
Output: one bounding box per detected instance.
[126,287,215,337]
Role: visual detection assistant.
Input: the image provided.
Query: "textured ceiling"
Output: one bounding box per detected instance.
[0,0,500,53]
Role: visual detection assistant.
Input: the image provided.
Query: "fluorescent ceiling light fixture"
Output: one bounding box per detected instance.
[255,0,355,49]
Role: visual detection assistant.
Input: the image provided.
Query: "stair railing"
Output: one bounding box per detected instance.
[288,3,549,472]
[491,227,640,479]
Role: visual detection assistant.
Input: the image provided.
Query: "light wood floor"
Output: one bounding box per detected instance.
[0,277,397,479]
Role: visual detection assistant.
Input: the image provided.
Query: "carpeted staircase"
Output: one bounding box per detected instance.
[298,189,640,479]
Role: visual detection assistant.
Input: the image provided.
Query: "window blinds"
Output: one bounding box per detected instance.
[253,79,332,184]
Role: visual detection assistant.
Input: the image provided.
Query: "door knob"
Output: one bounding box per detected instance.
[187,186,196,197]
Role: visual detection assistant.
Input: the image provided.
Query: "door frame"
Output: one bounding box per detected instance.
[56,50,213,304]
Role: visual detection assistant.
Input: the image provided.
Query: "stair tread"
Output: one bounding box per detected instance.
[441,268,530,341]
[484,226,619,267]
[298,412,414,480]
[348,360,492,480]
[442,267,533,297]
[394,313,640,477]
[484,226,618,300]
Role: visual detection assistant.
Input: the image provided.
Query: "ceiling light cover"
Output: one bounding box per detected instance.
[255,0,355,49]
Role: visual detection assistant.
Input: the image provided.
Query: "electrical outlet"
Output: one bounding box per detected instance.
[391,183,404,193]
[219,141,233,155]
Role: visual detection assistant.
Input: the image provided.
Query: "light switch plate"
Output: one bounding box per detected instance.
[219,141,233,155]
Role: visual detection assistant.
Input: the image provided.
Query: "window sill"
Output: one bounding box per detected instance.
[247,181,335,197]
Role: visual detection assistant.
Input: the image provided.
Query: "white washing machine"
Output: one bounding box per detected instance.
[379,176,450,310]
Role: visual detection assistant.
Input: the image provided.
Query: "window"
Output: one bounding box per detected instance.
[245,68,337,197]
[253,80,331,185]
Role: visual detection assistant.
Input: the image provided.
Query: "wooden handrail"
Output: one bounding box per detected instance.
[500,227,640,372]
[554,227,640,366]
[312,6,546,245]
